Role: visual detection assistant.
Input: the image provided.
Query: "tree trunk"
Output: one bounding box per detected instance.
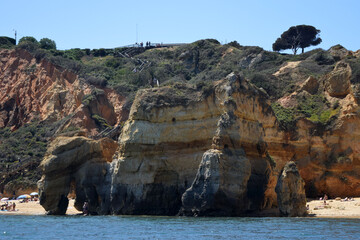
[302,48,304,54]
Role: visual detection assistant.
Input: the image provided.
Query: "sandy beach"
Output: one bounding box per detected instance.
[307,197,360,218]
[0,199,81,215]
[1,198,360,217]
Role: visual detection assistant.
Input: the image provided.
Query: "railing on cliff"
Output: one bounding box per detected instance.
[93,124,123,140]
[114,43,187,73]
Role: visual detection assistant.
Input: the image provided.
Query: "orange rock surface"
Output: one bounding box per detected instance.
[0,48,127,135]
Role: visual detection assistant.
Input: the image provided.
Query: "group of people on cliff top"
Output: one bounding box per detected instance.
[135,41,163,48]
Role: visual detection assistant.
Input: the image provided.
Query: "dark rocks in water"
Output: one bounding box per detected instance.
[275,161,307,217]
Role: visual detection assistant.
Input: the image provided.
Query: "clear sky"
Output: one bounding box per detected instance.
[1,0,360,51]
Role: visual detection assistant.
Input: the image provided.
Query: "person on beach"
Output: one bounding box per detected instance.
[12,202,16,211]
[83,201,89,215]
[324,194,328,205]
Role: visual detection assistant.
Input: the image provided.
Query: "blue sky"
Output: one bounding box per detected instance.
[1,0,360,51]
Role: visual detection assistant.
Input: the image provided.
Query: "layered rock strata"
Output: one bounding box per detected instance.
[39,66,360,216]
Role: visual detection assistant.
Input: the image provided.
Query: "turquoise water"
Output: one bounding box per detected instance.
[1,215,359,239]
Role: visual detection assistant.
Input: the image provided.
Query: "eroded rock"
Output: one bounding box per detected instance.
[300,76,319,95]
[37,69,360,216]
[275,161,307,217]
[325,61,352,98]
[0,48,127,134]
[180,148,250,216]
[38,136,117,215]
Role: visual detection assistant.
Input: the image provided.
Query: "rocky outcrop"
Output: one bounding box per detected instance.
[39,72,281,215]
[110,84,221,215]
[325,61,352,98]
[0,48,127,134]
[328,45,351,61]
[109,73,278,216]
[36,45,360,216]
[180,147,250,216]
[37,136,117,215]
[0,48,128,198]
[300,76,319,95]
[275,161,307,217]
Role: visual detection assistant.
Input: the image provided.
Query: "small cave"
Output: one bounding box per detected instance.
[172,117,176,122]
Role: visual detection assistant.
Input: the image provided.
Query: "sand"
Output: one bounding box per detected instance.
[307,197,360,218]
[1,198,360,217]
[0,199,81,215]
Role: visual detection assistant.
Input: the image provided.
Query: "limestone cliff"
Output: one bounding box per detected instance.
[19,42,360,216]
[39,73,281,215]
[38,136,118,215]
[274,47,360,198]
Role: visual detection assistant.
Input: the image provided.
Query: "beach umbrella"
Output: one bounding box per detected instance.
[16,194,31,200]
[30,192,38,196]
[1,197,9,202]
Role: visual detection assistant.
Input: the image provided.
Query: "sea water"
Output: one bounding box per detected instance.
[1,215,359,239]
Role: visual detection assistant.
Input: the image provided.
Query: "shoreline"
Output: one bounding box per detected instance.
[0,199,81,216]
[1,198,360,218]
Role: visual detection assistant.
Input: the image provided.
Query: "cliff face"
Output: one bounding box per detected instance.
[110,84,221,215]
[38,136,118,215]
[12,42,360,216]
[38,73,282,215]
[0,49,127,196]
[39,70,360,215]
[0,48,127,134]
[273,54,360,198]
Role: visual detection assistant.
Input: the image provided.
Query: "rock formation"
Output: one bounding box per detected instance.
[325,61,352,98]
[37,136,117,215]
[275,161,307,217]
[37,67,360,215]
[300,76,319,95]
[0,48,128,197]
[5,42,356,216]
[180,147,251,216]
[0,48,127,134]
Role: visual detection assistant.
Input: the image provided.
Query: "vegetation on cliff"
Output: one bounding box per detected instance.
[1,36,360,197]
[273,25,322,54]
[0,119,59,193]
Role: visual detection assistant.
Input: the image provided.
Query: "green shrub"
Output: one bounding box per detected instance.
[0,36,16,49]
[226,41,242,49]
[16,41,39,52]
[48,55,82,72]
[18,36,38,45]
[0,120,60,192]
[271,102,296,130]
[296,94,337,125]
[62,48,86,61]
[91,114,111,129]
[39,38,56,50]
